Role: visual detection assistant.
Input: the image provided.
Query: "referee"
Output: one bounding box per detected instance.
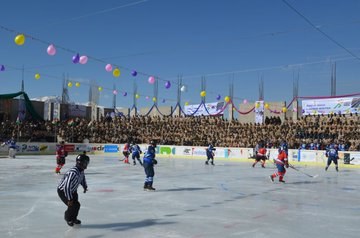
[57,152,89,226]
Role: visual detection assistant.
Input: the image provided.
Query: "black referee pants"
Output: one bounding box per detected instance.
[57,189,80,222]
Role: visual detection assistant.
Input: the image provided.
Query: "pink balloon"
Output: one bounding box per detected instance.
[79,56,88,64]
[105,64,112,72]
[113,90,118,95]
[243,99,248,104]
[146,96,149,100]
[148,76,155,84]
[47,44,56,56]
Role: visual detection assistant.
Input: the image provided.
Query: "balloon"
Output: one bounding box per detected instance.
[224,96,230,103]
[200,91,206,97]
[98,86,103,91]
[123,92,128,96]
[14,34,25,45]
[72,53,80,64]
[243,99,248,104]
[131,70,137,76]
[146,96,149,100]
[293,108,297,112]
[47,44,56,56]
[255,103,260,108]
[68,82,73,87]
[185,102,189,106]
[282,107,287,113]
[165,81,171,89]
[264,103,269,109]
[180,85,186,92]
[152,97,157,102]
[0,65,4,71]
[105,64,112,72]
[34,73,40,80]
[75,82,80,87]
[162,99,166,103]
[113,90,118,95]
[79,55,88,64]
[113,68,120,77]
[148,76,155,84]
[135,94,140,99]
[216,94,221,100]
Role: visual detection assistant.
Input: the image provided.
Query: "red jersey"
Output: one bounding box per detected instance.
[123,143,129,152]
[275,151,288,166]
[257,148,267,156]
[56,145,66,159]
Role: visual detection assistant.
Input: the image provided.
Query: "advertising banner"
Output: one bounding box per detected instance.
[302,97,360,115]
[255,101,264,124]
[184,102,224,116]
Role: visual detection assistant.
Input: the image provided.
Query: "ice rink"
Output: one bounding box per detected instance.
[0,154,359,238]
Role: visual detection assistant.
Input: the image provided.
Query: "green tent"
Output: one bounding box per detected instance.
[0,91,44,121]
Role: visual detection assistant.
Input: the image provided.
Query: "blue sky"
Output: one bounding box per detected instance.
[0,0,360,109]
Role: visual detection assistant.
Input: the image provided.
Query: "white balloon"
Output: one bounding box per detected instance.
[180,85,186,92]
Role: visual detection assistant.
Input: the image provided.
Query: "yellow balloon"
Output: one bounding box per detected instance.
[98,86,103,91]
[67,82,73,87]
[113,68,120,77]
[282,107,287,113]
[14,34,25,45]
[224,96,230,103]
[135,94,140,99]
[200,91,206,97]
[152,97,157,102]
[185,102,189,106]
[75,82,80,87]
[264,103,269,109]
[34,73,40,80]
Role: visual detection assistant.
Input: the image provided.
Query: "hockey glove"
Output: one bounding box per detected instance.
[152,159,158,165]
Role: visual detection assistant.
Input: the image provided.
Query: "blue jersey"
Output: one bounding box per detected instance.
[130,144,142,155]
[326,144,338,158]
[6,139,16,149]
[143,145,156,164]
[206,144,216,156]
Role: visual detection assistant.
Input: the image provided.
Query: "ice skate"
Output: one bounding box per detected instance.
[279,180,285,183]
[73,219,81,225]
[269,175,274,183]
[211,161,215,166]
[66,220,74,227]
[205,161,209,165]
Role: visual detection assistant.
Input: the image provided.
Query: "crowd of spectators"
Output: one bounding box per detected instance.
[0,113,359,151]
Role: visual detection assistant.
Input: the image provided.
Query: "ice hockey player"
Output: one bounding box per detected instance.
[1,137,17,158]
[55,141,67,174]
[57,152,89,227]
[325,143,339,172]
[130,143,143,166]
[122,142,130,164]
[269,145,289,183]
[252,142,267,168]
[143,140,157,191]
[205,143,216,165]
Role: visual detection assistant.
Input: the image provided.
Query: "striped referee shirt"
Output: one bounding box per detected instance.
[57,166,87,200]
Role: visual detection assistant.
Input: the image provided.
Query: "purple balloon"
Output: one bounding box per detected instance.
[72,53,80,64]
[131,70,137,77]
[165,81,171,89]
[123,92,128,96]
[162,99,166,103]
[0,65,5,71]
[216,94,221,100]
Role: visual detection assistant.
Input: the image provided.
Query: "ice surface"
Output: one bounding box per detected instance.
[0,155,359,238]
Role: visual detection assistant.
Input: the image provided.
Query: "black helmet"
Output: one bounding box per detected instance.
[76,154,90,170]
[150,140,157,146]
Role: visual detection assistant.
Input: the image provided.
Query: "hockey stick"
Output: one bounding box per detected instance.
[289,164,318,178]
